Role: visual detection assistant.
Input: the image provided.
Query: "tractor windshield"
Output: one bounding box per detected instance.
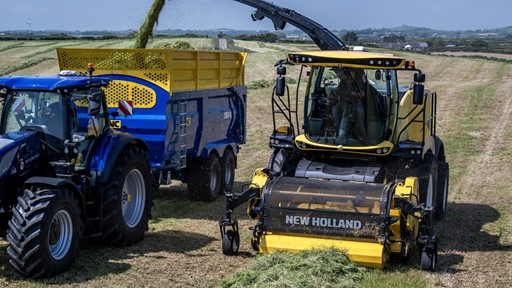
[305,67,398,146]
[3,91,66,140]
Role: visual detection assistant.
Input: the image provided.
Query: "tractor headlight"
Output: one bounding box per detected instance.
[0,147,19,177]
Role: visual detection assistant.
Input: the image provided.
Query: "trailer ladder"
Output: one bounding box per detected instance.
[171,100,188,169]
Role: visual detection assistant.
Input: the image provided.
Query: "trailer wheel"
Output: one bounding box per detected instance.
[435,161,449,220]
[222,230,240,255]
[420,241,438,272]
[187,154,221,201]
[221,150,235,193]
[101,146,152,246]
[7,188,81,278]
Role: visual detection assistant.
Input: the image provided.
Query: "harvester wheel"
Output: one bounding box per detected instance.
[101,146,152,246]
[417,155,438,209]
[7,188,81,278]
[221,149,235,193]
[222,230,240,255]
[187,154,221,201]
[435,161,449,220]
[420,240,438,272]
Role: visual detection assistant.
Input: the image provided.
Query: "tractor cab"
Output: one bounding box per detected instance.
[0,75,111,165]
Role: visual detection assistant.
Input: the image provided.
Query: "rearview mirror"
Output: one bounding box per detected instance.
[413,84,424,105]
[276,76,285,96]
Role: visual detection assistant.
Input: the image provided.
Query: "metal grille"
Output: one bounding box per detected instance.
[103,80,156,108]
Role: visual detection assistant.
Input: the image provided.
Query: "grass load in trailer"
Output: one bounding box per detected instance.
[57,48,248,201]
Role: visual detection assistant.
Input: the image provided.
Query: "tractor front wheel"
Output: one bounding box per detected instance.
[101,146,152,246]
[7,188,81,278]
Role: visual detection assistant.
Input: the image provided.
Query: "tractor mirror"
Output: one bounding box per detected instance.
[276,76,285,96]
[414,72,426,83]
[277,66,286,76]
[413,84,424,105]
[87,92,102,116]
[87,99,101,116]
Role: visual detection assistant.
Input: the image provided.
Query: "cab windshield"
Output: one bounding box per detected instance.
[3,91,65,139]
[305,66,398,146]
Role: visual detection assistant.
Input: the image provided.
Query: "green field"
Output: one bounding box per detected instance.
[0,38,511,287]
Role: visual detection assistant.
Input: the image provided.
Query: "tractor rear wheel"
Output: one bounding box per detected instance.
[221,150,235,193]
[187,154,221,201]
[101,146,152,246]
[7,188,81,278]
[435,161,449,220]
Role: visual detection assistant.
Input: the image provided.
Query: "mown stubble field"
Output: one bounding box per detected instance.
[0,39,511,287]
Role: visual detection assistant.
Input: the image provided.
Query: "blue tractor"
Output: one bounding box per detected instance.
[0,66,153,277]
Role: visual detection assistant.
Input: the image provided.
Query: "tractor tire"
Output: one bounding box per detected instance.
[187,154,221,202]
[100,146,152,246]
[435,161,449,220]
[222,230,240,256]
[220,150,236,193]
[7,188,81,278]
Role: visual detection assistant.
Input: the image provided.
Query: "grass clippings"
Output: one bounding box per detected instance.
[220,248,367,288]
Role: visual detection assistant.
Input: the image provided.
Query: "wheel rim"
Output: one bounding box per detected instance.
[224,158,234,186]
[210,163,219,192]
[48,210,73,260]
[122,169,146,228]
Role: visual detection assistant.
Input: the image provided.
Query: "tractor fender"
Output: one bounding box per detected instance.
[434,136,446,162]
[24,176,84,213]
[94,133,149,184]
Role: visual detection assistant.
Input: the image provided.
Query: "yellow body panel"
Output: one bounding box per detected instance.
[57,48,246,93]
[294,134,394,156]
[287,51,406,69]
[259,234,385,268]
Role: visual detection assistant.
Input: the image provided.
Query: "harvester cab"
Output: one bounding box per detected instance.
[221,0,449,272]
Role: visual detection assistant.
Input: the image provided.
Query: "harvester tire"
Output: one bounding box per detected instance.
[416,155,438,209]
[435,161,449,220]
[420,240,438,272]
[222,230,240,255]
[7,188,81,278]
[187,154,221,202]
[100,146,152,246]
[221,149,235,193]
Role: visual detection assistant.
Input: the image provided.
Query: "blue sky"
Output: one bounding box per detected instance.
[1,0,510,32]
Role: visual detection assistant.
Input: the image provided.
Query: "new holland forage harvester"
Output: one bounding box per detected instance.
[220,0,449,271]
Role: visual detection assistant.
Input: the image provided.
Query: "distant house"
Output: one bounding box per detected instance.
[404,42,429,51]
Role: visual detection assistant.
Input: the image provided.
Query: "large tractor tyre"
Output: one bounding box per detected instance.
[435,161,449,220]
[220,150,236,193]
[101,146,152,246]
[7,188,81,278]
[187,154,222,202]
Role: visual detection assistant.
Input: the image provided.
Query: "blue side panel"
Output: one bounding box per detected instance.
[167,86,247,161]
[77,74,168,168]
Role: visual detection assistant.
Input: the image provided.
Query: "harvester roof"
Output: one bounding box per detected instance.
[287,51,406,69]
[0,75,110,91]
